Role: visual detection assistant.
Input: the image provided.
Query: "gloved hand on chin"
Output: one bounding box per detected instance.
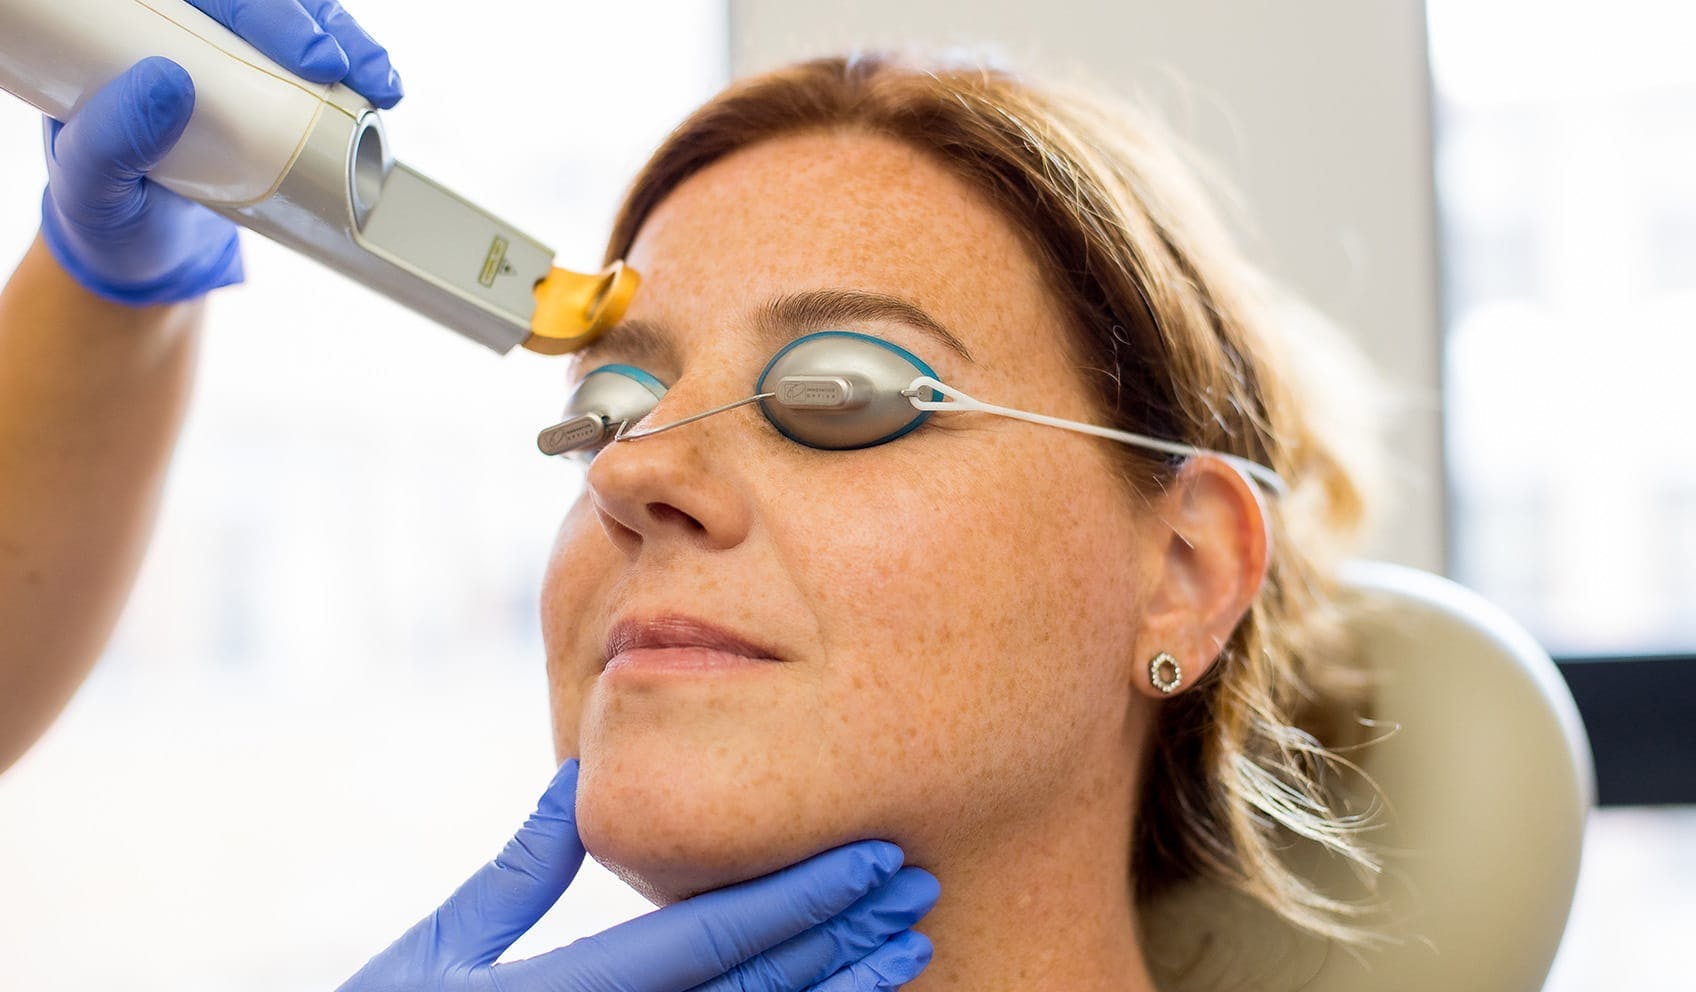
[335,758,939,992]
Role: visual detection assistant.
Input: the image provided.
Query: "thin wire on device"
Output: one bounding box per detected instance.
[901,376,1288,496]
[613,393,778,442]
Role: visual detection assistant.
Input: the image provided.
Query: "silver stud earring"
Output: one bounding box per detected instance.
[1149,652,1182,694]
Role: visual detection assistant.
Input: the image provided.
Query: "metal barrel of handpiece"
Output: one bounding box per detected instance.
[215,99,553,354]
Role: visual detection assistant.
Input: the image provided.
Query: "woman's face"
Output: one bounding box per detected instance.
[541,128,1163,902]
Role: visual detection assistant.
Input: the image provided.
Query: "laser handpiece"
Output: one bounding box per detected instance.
[0,0,635,354]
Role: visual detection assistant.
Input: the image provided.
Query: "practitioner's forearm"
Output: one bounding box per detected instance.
[0,232,202,772]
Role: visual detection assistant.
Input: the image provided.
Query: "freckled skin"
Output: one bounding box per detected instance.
[539,130,1206,989]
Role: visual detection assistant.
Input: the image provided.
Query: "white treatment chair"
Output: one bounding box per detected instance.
[1145,560,1594,992]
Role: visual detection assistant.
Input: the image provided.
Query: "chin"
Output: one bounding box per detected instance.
[573,733,842,905]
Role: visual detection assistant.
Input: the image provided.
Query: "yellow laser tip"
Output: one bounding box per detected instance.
[523,260,639,355]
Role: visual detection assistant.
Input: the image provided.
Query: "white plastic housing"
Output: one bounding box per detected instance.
[0,0,347,206]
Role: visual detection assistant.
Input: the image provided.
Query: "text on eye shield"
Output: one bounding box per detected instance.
[775,376,867,410]
[538,416,604,455]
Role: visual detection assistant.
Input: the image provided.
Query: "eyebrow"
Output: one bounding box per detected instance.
[569,288,977,372]
[762,290,977,363]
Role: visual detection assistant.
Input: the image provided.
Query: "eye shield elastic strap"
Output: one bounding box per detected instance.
[901,376,1289,496]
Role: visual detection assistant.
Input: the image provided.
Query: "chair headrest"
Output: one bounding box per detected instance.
[1145,561,1594,992]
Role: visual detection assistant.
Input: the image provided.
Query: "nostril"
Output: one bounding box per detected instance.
[600,514,641,547]
[646,502,704,532]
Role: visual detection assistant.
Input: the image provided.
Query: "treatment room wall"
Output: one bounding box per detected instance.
[729,0,1444,573]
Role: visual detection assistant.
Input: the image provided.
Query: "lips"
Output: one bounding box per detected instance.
[603,614,784,670]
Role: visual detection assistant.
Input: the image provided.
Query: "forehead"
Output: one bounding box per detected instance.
[607,128,1073,376]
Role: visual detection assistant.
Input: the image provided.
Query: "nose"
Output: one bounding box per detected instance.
[583,383,757,556]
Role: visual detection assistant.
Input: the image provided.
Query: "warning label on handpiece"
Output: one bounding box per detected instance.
[479,236,509,287]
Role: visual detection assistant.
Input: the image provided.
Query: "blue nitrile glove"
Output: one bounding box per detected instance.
[337,758,940,992]
[39,0,406,306]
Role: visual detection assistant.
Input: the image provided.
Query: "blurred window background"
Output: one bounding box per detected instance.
[0,2,724,988]
[1433,0,1696,656]
[1428,0,1696,988]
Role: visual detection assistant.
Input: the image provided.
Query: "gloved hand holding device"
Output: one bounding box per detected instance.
[338,758,939,992]
[0,0,418,774]
[38,0,404,306]
[6,0,633,352]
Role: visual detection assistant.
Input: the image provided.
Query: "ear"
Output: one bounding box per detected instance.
[1134,455,1271,698]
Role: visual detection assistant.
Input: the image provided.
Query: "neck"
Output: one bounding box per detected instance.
[903,750,1156,991]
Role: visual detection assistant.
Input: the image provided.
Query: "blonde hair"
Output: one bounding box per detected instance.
[604,52,1388,943]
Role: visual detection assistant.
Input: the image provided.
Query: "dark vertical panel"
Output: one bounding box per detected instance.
[1558,657,1696,806]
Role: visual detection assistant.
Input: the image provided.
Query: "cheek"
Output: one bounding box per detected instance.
[770,441,1147,852]
[540,498,609,763]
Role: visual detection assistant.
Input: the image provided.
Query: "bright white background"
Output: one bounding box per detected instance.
[0,2,725,988]
[1431,0,1696,655]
